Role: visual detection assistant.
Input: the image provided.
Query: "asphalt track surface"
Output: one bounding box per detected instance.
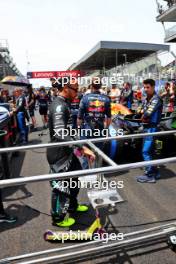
[0,114,176,264]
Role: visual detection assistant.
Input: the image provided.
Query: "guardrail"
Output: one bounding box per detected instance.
[0,130,175,188]
[1,222,176,263]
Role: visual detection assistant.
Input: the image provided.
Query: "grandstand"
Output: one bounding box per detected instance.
[0,39,21,80]
[156,0,176,42]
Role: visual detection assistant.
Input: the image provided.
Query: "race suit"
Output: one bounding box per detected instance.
[138,93,163,177]
[16,95,28,143]
[120,88,133,109]
[78,91,111,139]
[78,91,111,169]
[46,95,81,222]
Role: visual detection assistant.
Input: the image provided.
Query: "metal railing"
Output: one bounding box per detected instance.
[1,222,176,263]
[0,130,176,263]
[0,130,175,154]
[0,130,176,188]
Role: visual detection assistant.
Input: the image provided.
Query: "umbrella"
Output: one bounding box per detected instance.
[1,76,30,86]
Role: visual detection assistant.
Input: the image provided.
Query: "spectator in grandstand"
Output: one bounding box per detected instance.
[36,86,49,129]
[158,4,163,14]
[120,82,133,109]
[163,0,174,7]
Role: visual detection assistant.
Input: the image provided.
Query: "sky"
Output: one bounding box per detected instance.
[0,0,175,87]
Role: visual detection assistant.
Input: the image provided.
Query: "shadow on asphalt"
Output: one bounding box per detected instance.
[3,185,33,202]
[2,137,42,201]
[0,203,40,233]
[70,205,96,231]
[105,164,176,180]
[105,171,130,178]
[159,166,176,180]
[2,152,33,201]
[69,206,120,234]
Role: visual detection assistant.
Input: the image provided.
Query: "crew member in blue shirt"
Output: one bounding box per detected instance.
[77,77,111,168]
[136,79,163,183]
[77,77,111,140]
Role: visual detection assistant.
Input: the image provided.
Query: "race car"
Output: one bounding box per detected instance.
[108,105,176,163]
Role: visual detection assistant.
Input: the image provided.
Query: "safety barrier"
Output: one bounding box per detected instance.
[0,130,176,263]
[0,130,176,188]
[1,222,176,264]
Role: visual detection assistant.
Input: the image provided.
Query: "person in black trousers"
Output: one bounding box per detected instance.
[0,189,17,223]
